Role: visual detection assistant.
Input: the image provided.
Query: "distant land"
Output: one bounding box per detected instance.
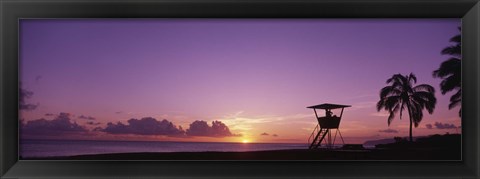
[363,138,396,146]
[362,134,456,146]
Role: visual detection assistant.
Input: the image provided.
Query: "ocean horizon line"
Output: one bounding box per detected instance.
[20,138,308,145]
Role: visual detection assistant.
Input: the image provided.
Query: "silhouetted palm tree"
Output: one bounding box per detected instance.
[377,73,437,142]
[433,27,461,116]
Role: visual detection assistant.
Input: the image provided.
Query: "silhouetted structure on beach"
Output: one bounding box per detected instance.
[307,103,351,149]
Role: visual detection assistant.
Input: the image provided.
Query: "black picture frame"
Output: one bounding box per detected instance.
[1,0,479,178]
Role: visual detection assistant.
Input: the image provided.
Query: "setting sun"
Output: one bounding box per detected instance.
[242,139,250,143]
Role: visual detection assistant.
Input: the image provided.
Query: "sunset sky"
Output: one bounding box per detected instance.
[19,19,461,144]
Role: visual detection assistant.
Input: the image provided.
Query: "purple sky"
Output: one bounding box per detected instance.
[20,19,461,143]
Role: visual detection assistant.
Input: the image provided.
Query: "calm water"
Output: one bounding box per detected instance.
[20,139,307,158]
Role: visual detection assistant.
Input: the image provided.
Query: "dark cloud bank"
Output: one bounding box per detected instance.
[19,87,238,138]
[21,113,88,136]
[102,118,239,137]
[186,120,240,137]
[22,111,239,138]
[101,117,185,136]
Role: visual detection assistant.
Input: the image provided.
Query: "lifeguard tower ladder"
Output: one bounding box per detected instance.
[307,103,351,149]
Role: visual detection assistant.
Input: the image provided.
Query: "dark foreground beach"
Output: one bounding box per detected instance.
[24,147,460,160]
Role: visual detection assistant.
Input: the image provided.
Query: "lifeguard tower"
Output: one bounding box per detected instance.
[307,103,351,149]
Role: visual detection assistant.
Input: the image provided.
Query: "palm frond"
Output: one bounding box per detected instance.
[450,34,461,43]
[376,100,385,112]
[388,103,401,126]
[413,84,435,94]
[379,86,402,98]
[380,96,401,112]
[399,102,405,120]
[439,74,461,94]
[433,57,461,78]
[387,110,395,126]
[441,31,461,56]
[409,102,424,128]
[412,91,437,114]
[408,73,417,84]
[386,74,405,85]
[441,45,461,57]
[448,89,461,109]
[379,86,393,98]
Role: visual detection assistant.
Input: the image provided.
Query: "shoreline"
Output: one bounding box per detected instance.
[22,148,460,160]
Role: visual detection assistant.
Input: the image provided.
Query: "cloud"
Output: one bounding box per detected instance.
[434,122,457,129]
[19,87,38,111]
[45,113,55,116]
[378,129,399,133]
[186,120,239,137]
[86,121,102,125]
[260,132,278,137]
[93,127,103,132]
[115,111,122,114]
[78,115,96,120]
[425,122,458,129]
[21,112,88,136]
[100,117,185,136]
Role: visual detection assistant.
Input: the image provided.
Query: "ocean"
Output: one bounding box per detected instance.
[20,139,308,158]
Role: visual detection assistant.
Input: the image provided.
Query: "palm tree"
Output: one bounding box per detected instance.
[377,73,437,142]
[433,27,461,116]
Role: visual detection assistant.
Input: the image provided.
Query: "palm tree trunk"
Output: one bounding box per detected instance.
[406,103,413,142]
[409,117,413,142]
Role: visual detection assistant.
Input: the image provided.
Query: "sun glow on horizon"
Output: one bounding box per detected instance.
[242,139,250,143]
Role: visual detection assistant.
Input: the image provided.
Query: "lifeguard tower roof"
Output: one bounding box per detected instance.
[307,103,351,109]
